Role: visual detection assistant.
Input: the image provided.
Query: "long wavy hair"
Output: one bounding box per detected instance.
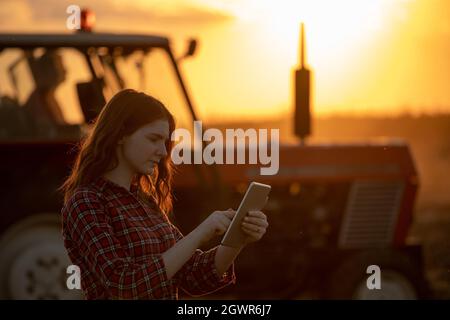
[60,89,176,215]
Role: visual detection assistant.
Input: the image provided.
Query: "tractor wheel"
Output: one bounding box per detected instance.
[327,250,430,299]
[0,214,84,299]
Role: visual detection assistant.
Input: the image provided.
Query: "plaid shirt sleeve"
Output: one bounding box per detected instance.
[62,190,172,299]
[170,225,236,296]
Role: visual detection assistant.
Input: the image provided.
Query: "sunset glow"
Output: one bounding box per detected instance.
[0,0,449,121]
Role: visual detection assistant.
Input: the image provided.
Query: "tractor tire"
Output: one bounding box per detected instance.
[327,249,430,299]
[0,213,84,299]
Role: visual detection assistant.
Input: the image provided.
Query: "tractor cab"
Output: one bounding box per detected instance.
[0,32,197,141]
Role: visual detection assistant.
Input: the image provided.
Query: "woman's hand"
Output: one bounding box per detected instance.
[196,209,236,246]
[241,210,268,245]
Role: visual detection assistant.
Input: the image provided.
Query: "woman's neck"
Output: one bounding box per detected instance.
[103,165,134,191]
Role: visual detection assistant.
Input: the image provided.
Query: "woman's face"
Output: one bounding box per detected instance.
[118,119,170,176]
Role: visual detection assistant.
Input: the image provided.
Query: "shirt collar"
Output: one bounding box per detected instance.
[94,176,139,196]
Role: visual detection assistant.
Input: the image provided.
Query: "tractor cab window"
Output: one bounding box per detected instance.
[0,49,35,106]
[0,48,91,140]
[113,47,194,133]
[54,48,92,125]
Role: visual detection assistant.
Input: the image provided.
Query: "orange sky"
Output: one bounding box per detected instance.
[1,0,449,121]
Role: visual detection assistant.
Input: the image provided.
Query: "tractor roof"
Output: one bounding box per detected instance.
[0,32,169,50]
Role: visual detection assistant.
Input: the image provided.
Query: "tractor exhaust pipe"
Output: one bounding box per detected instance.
[293,22,312,144]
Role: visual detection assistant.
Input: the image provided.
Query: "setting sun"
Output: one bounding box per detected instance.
[185,0,408,118]
[186,0,448,119]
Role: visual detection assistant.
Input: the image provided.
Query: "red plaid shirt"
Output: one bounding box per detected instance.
[61,177,235,299]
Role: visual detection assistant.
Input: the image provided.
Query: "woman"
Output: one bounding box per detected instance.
[60,89,269,299]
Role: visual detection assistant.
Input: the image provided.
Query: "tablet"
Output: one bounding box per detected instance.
[221,182,271,248]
